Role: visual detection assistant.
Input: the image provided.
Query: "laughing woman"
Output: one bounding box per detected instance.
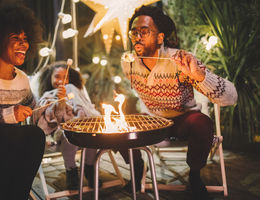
[0,3,45,200]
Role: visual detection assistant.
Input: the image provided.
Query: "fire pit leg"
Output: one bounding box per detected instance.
[79,148,86,200]
[94,149,110,200]
[128,148,137,200]
[137,146,159,200]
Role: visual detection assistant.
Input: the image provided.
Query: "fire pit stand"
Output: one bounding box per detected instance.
[78,147,160,200]
[62,114,173,200]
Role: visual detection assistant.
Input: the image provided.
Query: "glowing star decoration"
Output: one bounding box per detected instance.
[80,0,160,54]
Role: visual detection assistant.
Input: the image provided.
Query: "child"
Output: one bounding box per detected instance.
[33,61,102,189]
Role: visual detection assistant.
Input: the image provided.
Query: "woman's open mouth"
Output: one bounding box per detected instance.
[15,50,26,60]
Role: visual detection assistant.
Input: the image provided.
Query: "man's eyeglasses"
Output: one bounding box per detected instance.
[128,27,155,40]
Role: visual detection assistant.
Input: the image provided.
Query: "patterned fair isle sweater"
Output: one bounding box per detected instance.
[0,67,35,124]
[121,46,238,118]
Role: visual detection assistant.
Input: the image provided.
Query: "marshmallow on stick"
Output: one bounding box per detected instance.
[122,52,135,62]
[67,92,75,100]
[122,52,175,63]
[63,58,73,85]
[32,92,75,112]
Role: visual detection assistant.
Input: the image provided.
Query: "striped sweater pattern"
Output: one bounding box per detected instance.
[121,47,237,118]
[0,67,35,123]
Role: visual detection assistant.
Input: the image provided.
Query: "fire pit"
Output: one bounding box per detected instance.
[62,114,173,149]
[61,92,173,200]
[61,114,173,200]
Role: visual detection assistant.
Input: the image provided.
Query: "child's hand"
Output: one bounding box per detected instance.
[57,85,67,100]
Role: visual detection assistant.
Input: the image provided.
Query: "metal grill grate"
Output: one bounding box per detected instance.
[61,115,173,134]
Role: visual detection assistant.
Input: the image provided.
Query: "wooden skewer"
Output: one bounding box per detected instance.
[123,53,178,63]
[32,97,66,112]
[63,58,73,85]
[32,93,75,112]
[138,56,172,60]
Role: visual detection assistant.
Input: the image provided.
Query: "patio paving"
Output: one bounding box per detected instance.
[31,145,260,200]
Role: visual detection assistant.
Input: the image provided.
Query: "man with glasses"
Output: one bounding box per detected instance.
[120,5,237,200]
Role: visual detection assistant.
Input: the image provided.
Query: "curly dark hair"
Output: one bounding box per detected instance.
[38,61,84,97]
[129,5,178,48]
[0,3,43,57]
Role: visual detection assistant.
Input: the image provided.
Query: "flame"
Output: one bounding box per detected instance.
[101,93,135,133]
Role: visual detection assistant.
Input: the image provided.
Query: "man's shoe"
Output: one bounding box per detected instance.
[123,180,141,193]
[66,167,79,190]
[124,159,144,193]
[189,170,211,200]
[84,164,102,188]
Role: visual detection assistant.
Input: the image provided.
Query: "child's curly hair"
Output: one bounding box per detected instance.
[0,3,43,56]
[38,61,84,97]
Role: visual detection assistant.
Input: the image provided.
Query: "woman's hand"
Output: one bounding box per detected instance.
[14,105,32,122]
[56,85,67,100]
[172,50,205,82]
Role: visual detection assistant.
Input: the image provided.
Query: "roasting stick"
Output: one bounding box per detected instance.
[32,93,75,112]
[122,53,177,63]
[63,58,73,85]
[138,56,172,60]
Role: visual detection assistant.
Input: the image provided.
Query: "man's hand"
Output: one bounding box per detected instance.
[14,105,32,122]
[172,50,205,82]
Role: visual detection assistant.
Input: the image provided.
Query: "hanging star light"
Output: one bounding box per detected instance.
[80,0,160,54]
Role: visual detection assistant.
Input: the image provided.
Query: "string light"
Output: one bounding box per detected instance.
[201,36,208,45]
[115,35,121,41]
[113,76,122,84]
[62,28,78,39]
[202,35,218,51]
[39,47,53,57]
[35,0,80,73]
[92,56,100,64]
[103,34,108,40]
[100,59,108,66]
[209,36,218,46]
[206,43,212,51]
[58,12,72,24]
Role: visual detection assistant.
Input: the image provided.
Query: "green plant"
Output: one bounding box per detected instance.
[198,0,260,145]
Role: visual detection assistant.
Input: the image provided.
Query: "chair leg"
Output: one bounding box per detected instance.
[29,190,37,200]
[218,143,228,196]
[108,151,125,186]
[141,161,148,193]
[38,164,50,198]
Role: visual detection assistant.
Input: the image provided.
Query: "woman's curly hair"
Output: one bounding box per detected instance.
[38,61,84,97]
[0,3,43,57]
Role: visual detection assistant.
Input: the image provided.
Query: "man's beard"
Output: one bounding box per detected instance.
[134,41,160,57]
